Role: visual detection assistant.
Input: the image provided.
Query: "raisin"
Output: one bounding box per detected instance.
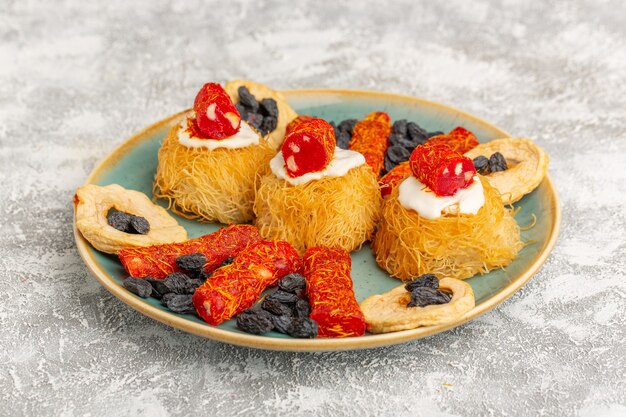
[336,130,351,149]
[387,145,411,164]
[259,98,278,118]
[294,288,307,300]
[428,130,444,138]
[272,314,293,334]
[235,102,248,120]
[236,310,274,335]
[237,86,259,112]
[146,277,168,298]
[294,299,311,319]
[473,155,490,175]
[261,298,293,316]
[162,293,195,314]
[392,119,408,136]
[176,253,207,272]
[407,287,451,308]
[384,154,397,173]
[246,112,263,129]
[107,209,132,232]
[407,122,429,143]
[388,133,406,147]
[488,152,508,172]
[405,273,439,291]
[163,272,195,294]
[287,318,318,338]
[278,273,307,293]
[188,278,204,290]
[337,119,358,135]
[219,256,234,268]
[128,215,150,234]
[266,289,299,304]
[329,120,336,132]
[123,277,152,298]
[260,115,277,135]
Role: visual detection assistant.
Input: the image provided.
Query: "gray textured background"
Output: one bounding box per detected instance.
[1,0,625,416]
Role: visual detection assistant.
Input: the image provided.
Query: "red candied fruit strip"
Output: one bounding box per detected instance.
[409,142,476,197]
[379,162,412,198]
[281,117,336,178]
[192,240,302,326]
[304,246,365,338]
[192,82,241,139]
[349,112,391,176]
[118,225,262,279]
[427,126,479,154]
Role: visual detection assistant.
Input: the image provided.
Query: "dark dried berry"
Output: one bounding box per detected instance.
[247,112,263,129]
[428,130,444,138]
[176,253,207,272]
[259,98,278,118]
[162,293,195,314]
[287,318,318,338]
[384,154,397,173]
[473,155,490,175]
[266,289,299,304]
[219,256,235,268]
[387,145,411,164]
[337,119,358,135]
[128,215,150,234]
[197,269,212,281]
[261,298,293,316]
[163,272,194,294]
[294,288,307,300]
[107,209,132,232]
[405,274,439,291]
[236,310,274,335]
[392,119,408,136]
[294,299,311,319]
[237,86,259,112]
[123,277,152,298]
[329,120,336,131]
[272,314,293,334]
[407,287,451,308]
[260,115,277,135]
[488,152,508,173]
[146,277,168,298]
[188,278,204,290]
[336,130,351,149]
[388,132,406,147]
[235,102,248,120]
[407,122,429,143]
[278,273,307,293]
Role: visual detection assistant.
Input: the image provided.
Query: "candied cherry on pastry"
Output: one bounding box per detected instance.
[281,117,336,178]
[409,141,476,197]
[193,82,241,139]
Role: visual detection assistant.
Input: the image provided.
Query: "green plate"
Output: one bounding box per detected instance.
[74,89,560,351]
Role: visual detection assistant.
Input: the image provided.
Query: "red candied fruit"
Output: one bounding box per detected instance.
[193,82,241,139]
[409,142,476,197]
[281,117,336,178]
[427,126,479,154]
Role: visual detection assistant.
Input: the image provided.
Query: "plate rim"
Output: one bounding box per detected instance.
[73,88,561,352]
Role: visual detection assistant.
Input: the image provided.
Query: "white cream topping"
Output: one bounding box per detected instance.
[177,116,259,150]
[397,175,485,220]
[269,147,366,186]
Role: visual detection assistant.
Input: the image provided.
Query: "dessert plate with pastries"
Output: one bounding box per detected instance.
[73,80,560,351]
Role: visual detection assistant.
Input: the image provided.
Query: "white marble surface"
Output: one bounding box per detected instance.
[1,1,625,416]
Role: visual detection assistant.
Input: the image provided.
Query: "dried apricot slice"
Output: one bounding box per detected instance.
[74,184,187,254]
[360,278,475,333]
[464,138,549,204]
